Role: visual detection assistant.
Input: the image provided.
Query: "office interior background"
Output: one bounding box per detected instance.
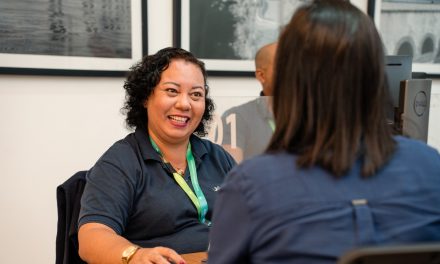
[0,0,439,263]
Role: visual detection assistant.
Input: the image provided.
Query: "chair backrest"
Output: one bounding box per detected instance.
[56,171,88,264]
[337,243,440,264]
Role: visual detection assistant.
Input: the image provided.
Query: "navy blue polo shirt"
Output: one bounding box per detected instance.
[79,128,236,253]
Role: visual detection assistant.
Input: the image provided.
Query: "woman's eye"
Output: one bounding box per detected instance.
[190,92,204,100]
[165,88,178,96]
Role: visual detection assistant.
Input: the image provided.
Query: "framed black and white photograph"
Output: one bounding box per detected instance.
[0,0,147,76]
[173,0,307,76]
[368,0,440,77]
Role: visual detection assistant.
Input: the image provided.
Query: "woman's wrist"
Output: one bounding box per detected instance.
[121,245,140,264]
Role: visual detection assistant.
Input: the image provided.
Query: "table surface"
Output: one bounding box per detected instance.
[181,252,207,264]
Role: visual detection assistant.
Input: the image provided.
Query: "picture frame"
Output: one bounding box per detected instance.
[173,0,307,76]
[368,0,440,77]
[0,0,147,77]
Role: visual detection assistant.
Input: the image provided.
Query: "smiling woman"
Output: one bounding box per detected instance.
[145,59,207,147]
[77,47,236,264]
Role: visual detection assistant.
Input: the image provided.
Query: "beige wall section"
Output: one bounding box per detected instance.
[0,77,128,263]
[429,80,440,148]
[350,0,368,11]
[0,0,438,263]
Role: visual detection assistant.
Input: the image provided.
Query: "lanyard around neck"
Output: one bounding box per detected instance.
[149,137,210,226]
[268,119,275,132]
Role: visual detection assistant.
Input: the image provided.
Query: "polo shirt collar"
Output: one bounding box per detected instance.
[134,128,208,166]
[188,134,208,166]
[256,96,274,120]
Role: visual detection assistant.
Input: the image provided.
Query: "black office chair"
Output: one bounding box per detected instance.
[337,243,440,264]
[56,171,88,264]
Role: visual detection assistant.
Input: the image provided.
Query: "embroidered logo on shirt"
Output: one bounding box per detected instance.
[213,186,221,192]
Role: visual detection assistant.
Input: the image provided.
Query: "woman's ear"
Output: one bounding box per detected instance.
[143,99,148,109]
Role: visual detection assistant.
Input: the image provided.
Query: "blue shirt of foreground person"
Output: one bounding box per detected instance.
[207,1,440,264]
[78,47,235,264]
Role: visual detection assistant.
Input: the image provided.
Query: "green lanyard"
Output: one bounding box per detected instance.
[149,137,210,226]
[268,119,275,132]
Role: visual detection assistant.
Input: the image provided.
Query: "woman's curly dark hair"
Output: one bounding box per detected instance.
[122,47,215,137]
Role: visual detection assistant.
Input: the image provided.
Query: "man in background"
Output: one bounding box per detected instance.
[220,42,277,162]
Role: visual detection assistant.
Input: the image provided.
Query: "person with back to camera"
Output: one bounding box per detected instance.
[220,42,277,163]
[78,47,236,264]
[208,0,440,263]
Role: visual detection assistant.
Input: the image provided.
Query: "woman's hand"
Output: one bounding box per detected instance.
[130,246,186,264]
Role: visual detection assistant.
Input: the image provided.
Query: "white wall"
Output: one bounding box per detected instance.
[0,1,438,263]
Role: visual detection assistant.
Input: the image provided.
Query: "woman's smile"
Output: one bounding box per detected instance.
[168,115,190,127]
